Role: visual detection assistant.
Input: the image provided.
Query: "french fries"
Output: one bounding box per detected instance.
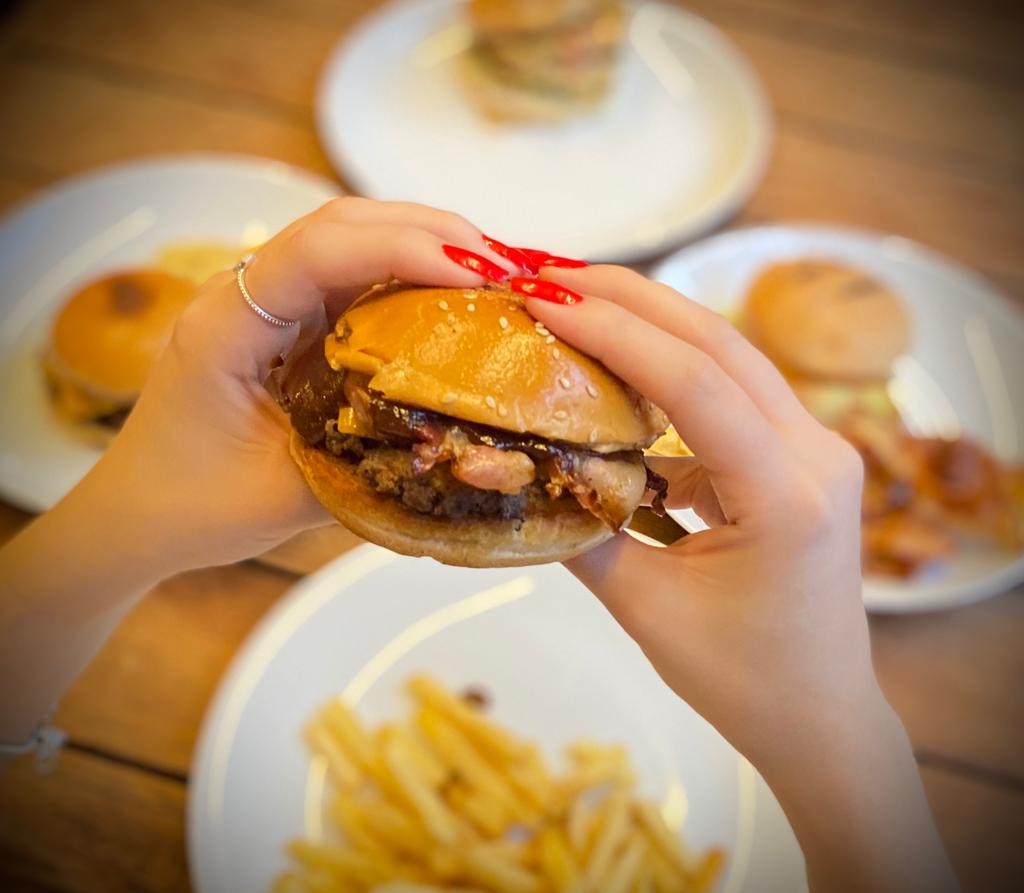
[277,677,724,892]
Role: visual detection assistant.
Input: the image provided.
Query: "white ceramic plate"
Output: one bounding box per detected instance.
[0,154,340,513]
[189,546,805,893]
[651,224,1024,614]
[316,0,771,262]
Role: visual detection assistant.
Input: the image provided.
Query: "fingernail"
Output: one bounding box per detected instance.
[517,247,589,269]
[482,234,537,273]
[442,244,510,283]
[511,276,584,305]
[541,255,589,269]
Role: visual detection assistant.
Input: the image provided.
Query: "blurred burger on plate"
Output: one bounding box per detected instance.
[462,0,627,123]
[742,259,1023,577]
[277,282,668,567]
[43,269,195,442]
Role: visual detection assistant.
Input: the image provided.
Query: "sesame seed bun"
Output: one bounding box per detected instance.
[743,260,911,383]
[289,431,613,567]
[328,284,667,450]
[45,269,195,423]
[469,0,607,34]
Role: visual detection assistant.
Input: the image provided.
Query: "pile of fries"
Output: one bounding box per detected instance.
[274,675,723,893]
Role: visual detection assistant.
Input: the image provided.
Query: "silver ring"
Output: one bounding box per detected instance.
[234,254,297,328]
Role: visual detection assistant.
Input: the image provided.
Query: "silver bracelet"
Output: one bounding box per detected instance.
[0,710,66,773]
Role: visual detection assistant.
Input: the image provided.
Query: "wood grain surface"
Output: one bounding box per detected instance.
[0,1,1021,891]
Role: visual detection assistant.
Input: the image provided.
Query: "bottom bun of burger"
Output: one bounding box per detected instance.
[290,432,615,568]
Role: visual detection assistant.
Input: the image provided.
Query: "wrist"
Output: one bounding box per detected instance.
[751,673,895,784]
[57,456,184,594]
[752,689,957,892]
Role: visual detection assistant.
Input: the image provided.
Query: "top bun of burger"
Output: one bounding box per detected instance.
[328,285,664,448]
[281,283,668,568]
[44,269,195,431]
[743,260,911,383]
[469,0,604,34]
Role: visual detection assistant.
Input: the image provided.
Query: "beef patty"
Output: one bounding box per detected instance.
[330,438,575,521]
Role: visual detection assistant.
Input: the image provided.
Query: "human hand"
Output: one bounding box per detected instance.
[527,265,958,892]
[527,263,872,761]
[80,198,514,575]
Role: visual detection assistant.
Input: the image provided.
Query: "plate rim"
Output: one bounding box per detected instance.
[187,545,394,893]
[0,151,341,236]
[313,0,774,262]
[650,221,1024,614]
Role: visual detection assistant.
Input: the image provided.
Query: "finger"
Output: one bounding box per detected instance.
[316,197,513,270]
[646,456,727,525]
[223,221,492,368]
[565,533,678,644]
[528,294,793,517]
[540,265,811,428]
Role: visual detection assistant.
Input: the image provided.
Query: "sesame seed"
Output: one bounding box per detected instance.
[468,303,476,312]
[463,291,476,299]
[438,300,449,310]
[498,405,508,417]
[508,304,517,311]
[546,335,555,344]
[589,429,598,443]
[559,377,571,389]
[586,384,599,398]
[485,395,496,409]
[499,316,509,329]
[534,320,544,329]
[443,392,457,404]
[552,348,561,359]
[536,326,550,336]
[554,410,568,420]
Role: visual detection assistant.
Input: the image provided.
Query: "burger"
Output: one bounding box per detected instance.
[462,0,627,123]
[277,282,669,567]
[743,260,911,394]
[44,269,195,439]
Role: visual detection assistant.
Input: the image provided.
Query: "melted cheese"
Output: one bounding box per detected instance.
[334,406,375,438]
[325,336,384,376]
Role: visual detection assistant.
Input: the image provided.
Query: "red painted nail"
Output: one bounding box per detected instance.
[541,254,589,269]
[443,244,509,283]
[510,277,584,305]
[482,234,537,273]
[518,248,553,268]
[517,247,588,269]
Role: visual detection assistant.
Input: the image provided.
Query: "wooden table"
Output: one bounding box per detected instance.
[0,1,1021,890]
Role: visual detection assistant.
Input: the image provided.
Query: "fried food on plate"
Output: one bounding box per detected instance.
[741,259,1023,577]
[275,675,724,893]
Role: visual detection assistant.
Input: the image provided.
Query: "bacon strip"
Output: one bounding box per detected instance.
[452,444,536,495]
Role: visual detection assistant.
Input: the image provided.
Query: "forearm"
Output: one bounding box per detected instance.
[759,691,958,893]
[0,467,172,742]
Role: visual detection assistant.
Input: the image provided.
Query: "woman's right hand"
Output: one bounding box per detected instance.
[526,265,958,893]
